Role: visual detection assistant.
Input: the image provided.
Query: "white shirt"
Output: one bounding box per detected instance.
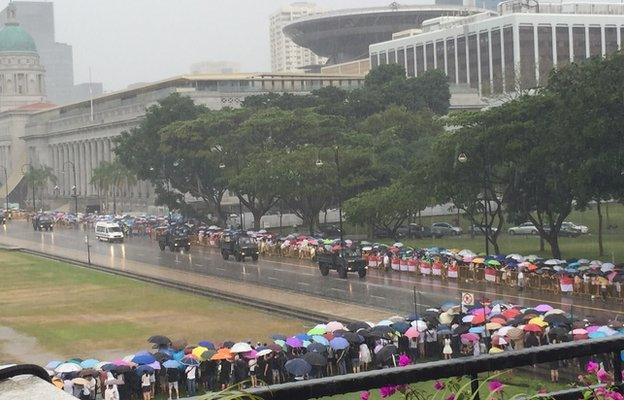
[104,386,119,400]
[141,374,151,387]
[186,366,196,380]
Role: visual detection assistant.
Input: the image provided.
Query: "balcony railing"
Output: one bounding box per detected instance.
[250,336,624,400]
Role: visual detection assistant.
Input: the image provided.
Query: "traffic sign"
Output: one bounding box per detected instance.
[461,292,474,306]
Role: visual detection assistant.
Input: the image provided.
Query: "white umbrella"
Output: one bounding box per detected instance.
[601,263,615,272]
[256,349,273,357]
[94,361,111,371]
[507,254,524,262]
[55,363,82,373]
[544,259,561,265]
[230,342,253,353]
[458,249,476,257]
[412,320,428,332]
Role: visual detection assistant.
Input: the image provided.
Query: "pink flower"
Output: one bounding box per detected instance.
[446,395,455,400]
[434,380,445,391]
[586,361,599,373]
[380,385,397,398]
[488,380,504,393]
[398,354,411,367]
[597,368,610,383]
[360,391,370,400]
[608,391,624,400]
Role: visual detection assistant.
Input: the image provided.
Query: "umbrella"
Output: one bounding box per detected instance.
[524,324,543,332]
[412,320,428,332]
[437,325,452,335]
[272,334,287,341]
[286,337,304,348]
[326,321,345,332]
[154,352,172,362]
[469,326,485,334]
[505,327,525,341]
[572,328,588,335]
[78,369,97,378]
[307,326,326,336]
[485,322,502,330]
[147,361,161,370]
[338,331,364,344]
[347,321,372,332]
[198,341,216,350]
[295,333,311,342]
[589,331,607,339]
[66,358,83,365]
[462,315,475,323]
[55,363,82,373]
[132,354,156,365]
[404,327,420,339]
[45,361,62,370]
[375,344,398,363]
[544,314,570,326]
[548,327,570,341]
[256,349,273,357]
[535,304,553,313]
[391,322,411,334]
[302,352,327,367]
[491,336,508,346]
[284,359,312,376]
[162,360,181,369]
[79,359,99,369]
[136,365,155,375]
[171,339,187,351]
[486,259,501,266]
[148,335,171,346]
[307,343,328,354]
[330,337,349,350]
[230,342,253,353]
[377,320,393,326]
[199,350,216,361]
[461,333,480,344]
[210,349,233,361]
[439,313,453,325]
[471,315,486,325]
[440,301,459,312]
[192,346,209,359]
[72,377,89,386]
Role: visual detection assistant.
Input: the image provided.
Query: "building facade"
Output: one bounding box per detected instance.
[270,2,327,72]
[1,73,364,211]
[369,2,624,96]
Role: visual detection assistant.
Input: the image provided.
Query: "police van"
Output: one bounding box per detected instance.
[95,221,124,243]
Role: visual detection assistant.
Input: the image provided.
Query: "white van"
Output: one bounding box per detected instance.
[95,221,124,243]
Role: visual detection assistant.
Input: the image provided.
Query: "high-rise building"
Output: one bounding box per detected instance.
[0,1,73,104]
[270,2,327,72]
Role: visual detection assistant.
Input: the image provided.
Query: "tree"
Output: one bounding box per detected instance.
[23,165,57,210]
[90,163,112,211]
[344,181,427,240]
[364,64,407,87]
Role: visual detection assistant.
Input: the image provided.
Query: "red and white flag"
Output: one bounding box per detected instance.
[484,268,497,282]
[408,259,417,273]
[391,258,401,271]
[368,255,378,268]
[560,276,574,292]
[447,263,458,279]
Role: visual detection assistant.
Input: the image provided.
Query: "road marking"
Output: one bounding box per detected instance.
[194,263,204,267]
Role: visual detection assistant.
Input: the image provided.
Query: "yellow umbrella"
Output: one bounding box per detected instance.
[439,312,453,325]
[472,258,485,264]
[486,322,502,331]
[192,346,208,360]
[528,317,548,327]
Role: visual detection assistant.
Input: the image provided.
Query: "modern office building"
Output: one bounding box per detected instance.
[369,1,624,96]
[270,2,327,72]
[283,4,487,66]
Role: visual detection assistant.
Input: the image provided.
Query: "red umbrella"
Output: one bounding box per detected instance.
[471,314,486,325]
[489,317,507,325]
[523,324,542,332]
[502,309,521,319]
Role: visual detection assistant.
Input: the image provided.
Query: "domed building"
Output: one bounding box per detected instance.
[0,3,45,112]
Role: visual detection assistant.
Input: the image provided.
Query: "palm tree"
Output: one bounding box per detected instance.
[91,161,136,215]
[90,163,112,212]
[23,165,57,210]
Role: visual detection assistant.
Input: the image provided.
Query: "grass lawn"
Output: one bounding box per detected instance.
[378,202,624,261]
[0,250,307,363]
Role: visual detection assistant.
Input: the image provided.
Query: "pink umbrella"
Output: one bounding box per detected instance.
[286,337,303,348]
[586,326,600,333]
[471,307,491,316]
[242,350,258,359]
[461,333,480,344]
[535,304,553,313]
[404,327,420,339]
[112,359,130,366]
[572,328,588,335]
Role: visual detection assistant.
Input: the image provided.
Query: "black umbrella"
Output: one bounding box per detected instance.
[302,352,327,367]
[284,358,312,376]
[375,344,398,364]
[148,335,171,346]
[223,341,235,349]
[307,343,327,354]
[452,324,470,335]
[544,314,570,326]
[154,352,172,362]
[347,321,371,332]
[113,365,131,373]
[391,322,411,334]
[337,331,364,344]
[548,327,570,342]
[79,369,96,378]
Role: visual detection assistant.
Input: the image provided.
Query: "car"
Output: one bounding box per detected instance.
[562,221,589,234]
[33,214,54,231]
[220,233,259,261]
[431,222,462,236]
[469,224,499,235]
[543,224,581,238]
[316,247,367,279]
[508,222,538,235]
[158,225,191,252]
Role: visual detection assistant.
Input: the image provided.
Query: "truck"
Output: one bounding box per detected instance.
[316,249,367,279]
[220,233,259,262]
[33,214,54,231]
[158,225,191,252]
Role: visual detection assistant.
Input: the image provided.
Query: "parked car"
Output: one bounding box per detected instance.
[469,224,499,235]
[431,222,462,236]
[562,221,589,234]
[508,222,538,235]
[543,224,581,238]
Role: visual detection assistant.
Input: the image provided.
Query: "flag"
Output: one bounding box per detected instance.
[484,268,497,282]
[447,263,458,279]
[368,255,378,268]
[560,276,574,292]
[391,258,401,271]
[408,259,417,272]
[400,259,409,272]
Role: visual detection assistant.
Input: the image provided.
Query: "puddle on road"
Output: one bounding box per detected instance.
[0,326,62,365]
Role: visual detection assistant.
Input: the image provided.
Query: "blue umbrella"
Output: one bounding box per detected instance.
[440,301,459,312]
[101,363,116,371]
[80,359,99,369]
[198,341,215,350]
[172,351,184,361]
[272,334,287,341]
[295,333,311,341]
[330,337,349,350]
[136,365,154,375]
[162,360,181,369]
[46,361,62,370]
[469,327,485,334]
[284,358,312,377]
[311,336,329,346]
[180,356,200,366]
[132,354,156,365]
[589,331,607,339]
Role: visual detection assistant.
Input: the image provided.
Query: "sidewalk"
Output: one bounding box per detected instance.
[0,235,391,323]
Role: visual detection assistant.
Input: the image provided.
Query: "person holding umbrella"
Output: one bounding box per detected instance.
[166,366,180,400]
[141,372,151,400]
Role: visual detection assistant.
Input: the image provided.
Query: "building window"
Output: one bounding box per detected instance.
[538,25,553,86]
[380,52,388,65]
[556,26,570,67]
[425,42,434,70]
[572,26,586,62]
[479,32,491,95]
[491,29,503,94]
[416,45,424,76]
[446,39,456,83]
[435,40,444,72]
[371,53,379,68]
[519,25,536,89]
[397,48,405,72]
[468,34,478,89]
[588,26,602,57]
[605,27,618,54]
[388,50,396,64]
[457,36,467,84]
[406,46,415,77]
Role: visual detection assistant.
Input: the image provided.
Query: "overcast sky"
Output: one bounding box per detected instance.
[3,0,431,91]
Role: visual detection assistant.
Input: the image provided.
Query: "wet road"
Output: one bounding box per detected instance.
[0,221,620,319]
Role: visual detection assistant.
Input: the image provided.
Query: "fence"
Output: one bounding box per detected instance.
[249,336,624,400]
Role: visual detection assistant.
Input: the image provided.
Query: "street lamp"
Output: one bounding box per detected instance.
[64,161,78,215]
[457,152,489,255]
[0,166,8,211]
[21,163,35,212]
[84,235,91,265]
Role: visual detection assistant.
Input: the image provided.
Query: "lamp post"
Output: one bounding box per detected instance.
[0,166,8,211]
[64,161,78,215]
[84,235,91,265]
[316,146,344,247]
[21,163,35,212]
[457,152,489,255]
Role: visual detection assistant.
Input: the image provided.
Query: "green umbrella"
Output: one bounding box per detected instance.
[307,327,326,336]
[486,259,501,266]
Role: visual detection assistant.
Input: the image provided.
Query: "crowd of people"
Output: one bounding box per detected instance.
[45,297,623,400]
